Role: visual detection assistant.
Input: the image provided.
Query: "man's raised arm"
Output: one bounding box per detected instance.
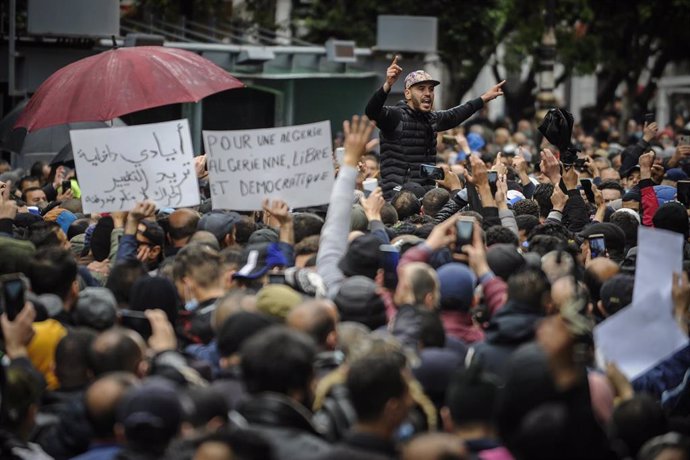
[434,80,506,132]
[317,116,376,298]
[365,56,402,132]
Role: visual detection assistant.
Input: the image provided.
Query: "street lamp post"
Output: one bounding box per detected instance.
[536,0,557,121]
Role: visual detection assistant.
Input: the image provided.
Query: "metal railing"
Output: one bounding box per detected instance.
[120,16,319,48]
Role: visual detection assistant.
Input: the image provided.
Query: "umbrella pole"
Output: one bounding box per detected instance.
[182,102,203,155]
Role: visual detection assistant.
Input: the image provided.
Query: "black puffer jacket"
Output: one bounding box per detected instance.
[365,87,483,199]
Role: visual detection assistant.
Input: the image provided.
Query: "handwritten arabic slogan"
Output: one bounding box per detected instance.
[203,121,334,211]
[70,119,200,214]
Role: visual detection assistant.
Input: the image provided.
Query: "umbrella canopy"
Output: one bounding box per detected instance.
[15,46,244,132]
[0,99,28,152]
[51,143,73,166]
[6,120,127,157]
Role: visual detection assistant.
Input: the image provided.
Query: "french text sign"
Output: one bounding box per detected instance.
[203,121,334,210]
[70,120,200,214]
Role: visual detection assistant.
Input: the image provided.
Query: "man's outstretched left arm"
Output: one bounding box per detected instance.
[434,80,506,132]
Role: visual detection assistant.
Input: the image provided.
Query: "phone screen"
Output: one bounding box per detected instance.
[678,181,690,208]
[420,164,444,180]
[678,135,690,147]
[589,235,606,259]
[2,278,25,321]
[488,171,498,196]
[580,178,594,203]
[456,218,474,251]
[379,244,400,290]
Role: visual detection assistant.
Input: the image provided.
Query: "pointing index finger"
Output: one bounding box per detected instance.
[392,55,399,66]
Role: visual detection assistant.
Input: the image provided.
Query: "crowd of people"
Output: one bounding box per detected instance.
[0,65,690,460]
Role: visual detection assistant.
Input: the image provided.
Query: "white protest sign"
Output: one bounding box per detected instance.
[594,226,686,380]
[203,121,334,210]
[633,226,683,302]
[70,119,200,214]
[594,290,688,380]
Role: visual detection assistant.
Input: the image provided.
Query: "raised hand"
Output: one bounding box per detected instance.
[0,198,18,221]
[146,309,177,352]
[639,151,654,180]
[513,155,529,175]
[360,187,385,221]
[426,215,460,251]
[540,148,561,185]
[343,115,376,167]
[480,80,506,103]
[563,163,579,191]
[125,200,156,236]
[262,198,292,226]
[643,122,658,143]
[673,271,690,335]
[469,154,488,188]
[57,187,74,202]
[551,184,568,212]
[129,201,156,222]
[455,133,470,154]
[462,221,491,278]
[592,183,604,209]
[194,155,208,180]
[495,174,508,209]
[383,55,403,93]
[1,302,36,359]
[436,164,463,191]
[491,153,507,176]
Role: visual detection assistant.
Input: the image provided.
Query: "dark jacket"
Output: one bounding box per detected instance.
[237,393,332,460]
[620,138,651,176]
[313,382,357,443]
[210,365,248,411]
[498,344,617,460]
[114,449,165,460]
[315,431,398,460]
[365,87,483,198]
[390,304,425,351]
[32,395,92,459]
[633,344,690,409]
[561,188,590,233]
[471,300,543,381]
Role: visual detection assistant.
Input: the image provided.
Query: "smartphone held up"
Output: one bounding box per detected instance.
[0,273,29,321]
[588,234,606,259]
[420,164,444,181]
[455,217,474,253]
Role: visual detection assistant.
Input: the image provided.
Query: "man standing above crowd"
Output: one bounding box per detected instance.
[365,56,506,198]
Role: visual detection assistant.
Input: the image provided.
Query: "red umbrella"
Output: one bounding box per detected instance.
[15,46,244,132]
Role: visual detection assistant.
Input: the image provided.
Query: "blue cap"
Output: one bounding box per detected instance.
[654,185,677,205]
[437,263,476,312]
[467,133,485,152]
[665,168,688,182]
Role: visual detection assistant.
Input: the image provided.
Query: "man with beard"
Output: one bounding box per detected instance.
[365,56,506,198]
